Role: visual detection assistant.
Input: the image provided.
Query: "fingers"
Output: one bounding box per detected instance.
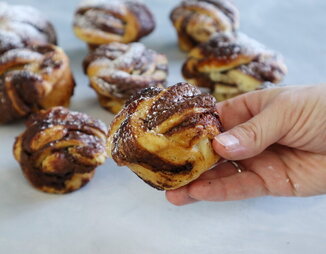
[166,161,247,205]
[189,170,269,201]
[165,186,197,206]
[166,162,258,206]
[166,148,299,206]
[213,92,290,161]
[166,170,269,205]
[216,88,283,130]
[196,161,240,180]
[238,146,295,196]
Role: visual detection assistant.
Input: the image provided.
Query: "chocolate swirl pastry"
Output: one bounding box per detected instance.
[0,2,57,52]
[83,42,168,114]
[73,0,155,49]
[13,107,108,194]
[182,33,287,101]
[108,82,223,190]
[170,0,239,52]
[0,44,75,124]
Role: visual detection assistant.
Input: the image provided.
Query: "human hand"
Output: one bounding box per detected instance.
[166,85,326,205]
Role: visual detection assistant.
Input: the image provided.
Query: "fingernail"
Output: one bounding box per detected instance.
[215,133,240,150]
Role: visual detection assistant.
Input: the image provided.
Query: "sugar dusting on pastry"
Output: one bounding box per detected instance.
[108,82,223,190]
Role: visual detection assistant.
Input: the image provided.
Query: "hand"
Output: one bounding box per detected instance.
[166,85,326,205]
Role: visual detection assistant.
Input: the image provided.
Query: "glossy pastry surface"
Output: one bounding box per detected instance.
[108,82,223,190]
[182,33,287,101]
[13,107,108,194]
[83,42,168,114]
[170,0,239,51]
[73,0,155,49]
[0,2,57,49]
[0,44,75,123]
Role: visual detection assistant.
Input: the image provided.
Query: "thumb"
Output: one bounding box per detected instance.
[213,105,287,160]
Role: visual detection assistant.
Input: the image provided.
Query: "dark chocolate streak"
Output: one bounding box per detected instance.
[84,43,167,99]
[237,56,287,83]
[112,116,194,174]
[0,77,22,123]
[198,33,248,59]
[0,71,43,124]
[164,112,221,136]
[125,1,155,38]
[1,4,57,45]
[99,76,161,100]
[24,107,107,151]
[183,33,286,87]
[111,83,222,175]
[76,7,125,35]
[18,107,107,191]
[112,84,196,174]
[146,82,216,129]
[75,1,155,40]
[170,0,239,48]
[0,45,68,123]
[24,20,57,45]
[181,61,216,88]
[125,86,162,106]
[199,0,239,25]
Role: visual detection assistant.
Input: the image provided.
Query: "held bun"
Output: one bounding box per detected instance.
[107,82,223,190]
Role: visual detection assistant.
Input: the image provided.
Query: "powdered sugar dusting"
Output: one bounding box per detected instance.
[0,48,42,65]
[115,42,145,68]
[0,2,56,46]
[87,42,168,99]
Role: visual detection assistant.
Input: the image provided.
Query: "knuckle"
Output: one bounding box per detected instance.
[237,121,261,146]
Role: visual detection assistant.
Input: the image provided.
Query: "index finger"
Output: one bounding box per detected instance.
[216,87,283,130]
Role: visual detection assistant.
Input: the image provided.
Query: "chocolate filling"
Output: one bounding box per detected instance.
[16,107,108,192]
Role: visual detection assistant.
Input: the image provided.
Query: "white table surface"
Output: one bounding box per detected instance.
[1,0,326,253]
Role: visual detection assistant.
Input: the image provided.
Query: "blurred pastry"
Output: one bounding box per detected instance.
[182,33,287,101]
[13,107,108,194]
[73,0,155,50]
[83,42,168,114]
[107,82,223,190]
[170,0,239,52]
[0,2,57,50]
[0,44,75,124]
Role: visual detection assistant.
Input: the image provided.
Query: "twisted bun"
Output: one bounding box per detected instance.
[108,82,223,190]
[13,107,108,194]
[182,33,287,101]
[83,42,168,114]
[0,44,75,123]
[73,0,155,49]
[170,0,239,52]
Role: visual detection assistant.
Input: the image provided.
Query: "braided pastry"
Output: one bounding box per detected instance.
[108,82,223,190]
[0,44,75,124]
[170,0,239,52]
[182,33,287,101]
[0,2,57,50]
[83,42,168,114]
[13,107,108,194]
[73,0,155,50]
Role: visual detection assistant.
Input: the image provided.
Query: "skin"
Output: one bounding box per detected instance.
[166,85,326,205]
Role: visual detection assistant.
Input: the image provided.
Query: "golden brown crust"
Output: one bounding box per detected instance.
[107,82,223,190]
[0,2,57,52]
[83,42,168,114]
[0,44,75,124]
[182,33,287,101]
[73,0,155,47]
[13,107,108,194]
[170,0,239,51]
